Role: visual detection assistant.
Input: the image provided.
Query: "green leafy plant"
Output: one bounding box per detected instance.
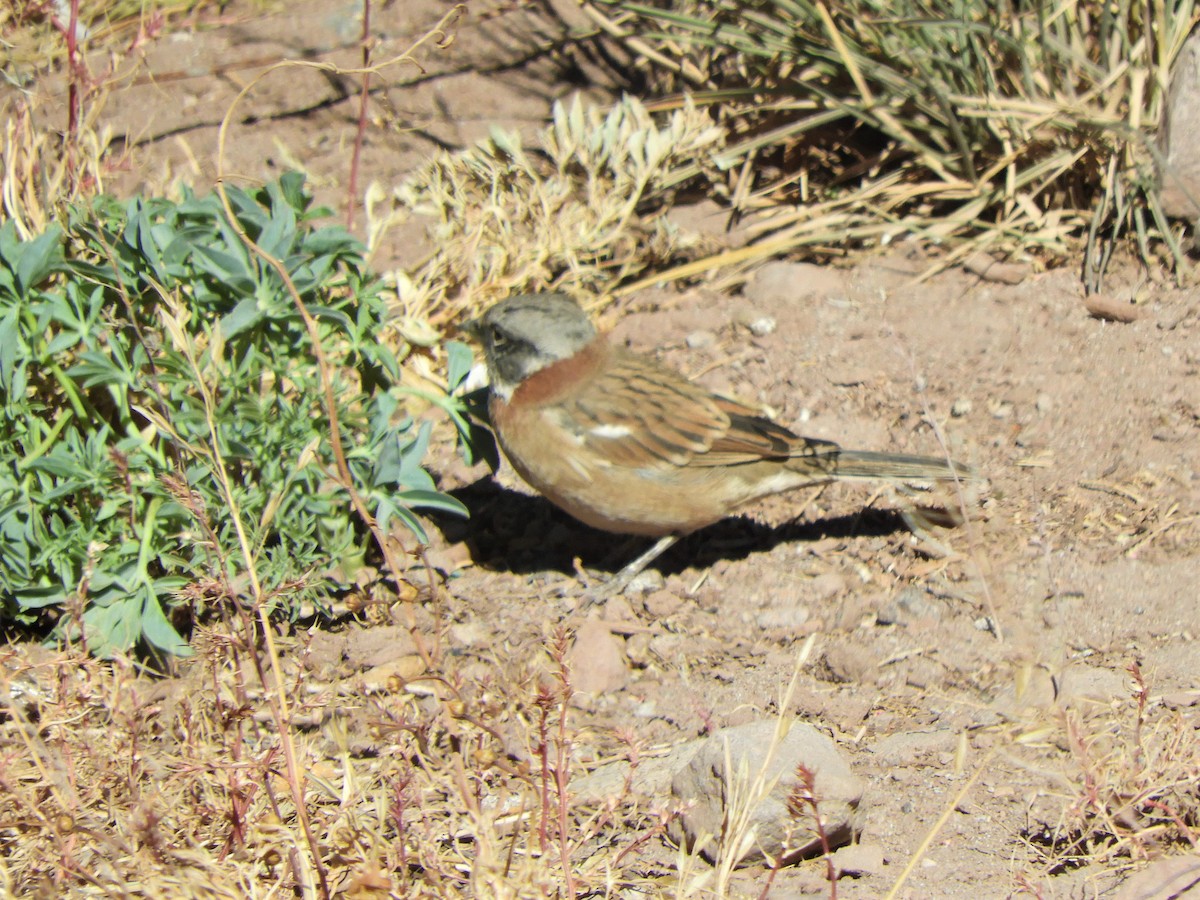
[0,173,469,657]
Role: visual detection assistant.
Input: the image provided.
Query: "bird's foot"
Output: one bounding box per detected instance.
[575,534,679,611]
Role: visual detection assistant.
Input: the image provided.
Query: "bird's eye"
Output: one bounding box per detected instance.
[489,326,509,348]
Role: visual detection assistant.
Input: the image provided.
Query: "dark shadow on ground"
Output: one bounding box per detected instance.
[425,475,916,580]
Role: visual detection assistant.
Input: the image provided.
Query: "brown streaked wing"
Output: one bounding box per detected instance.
[691,395,843,470]
[559,350,731,468]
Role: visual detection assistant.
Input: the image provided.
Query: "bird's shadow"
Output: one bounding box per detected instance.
[427,476,916,580]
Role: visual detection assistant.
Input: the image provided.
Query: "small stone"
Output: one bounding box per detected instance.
[625,569,665,594]
[1054,665,1130,708]
[755,605,811,630]
[602,594,638,623]
[1162,691,1200,709]
[568,620,628,695]
[822,643,880,684]
[811,571,847,601]
[869,729,958,766]
[750,317,775,336]
[1160,30,1200,217]
[734,308,777,336]
[989,399,1014,419]
[1084,294,1139,323]
[449,621,488,646]
[1113,853,1200,900]
[831,842,885,877]
[643,590,684,618]
[686,329,717,349]
[746,260,847,305]
[951,398,973,418]
[877,587,943,626]
[1035,393,1053,413]
[624,631,653,666]
[648,632,683,661]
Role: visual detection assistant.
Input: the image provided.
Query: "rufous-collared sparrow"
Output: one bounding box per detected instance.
[464,292,972,594]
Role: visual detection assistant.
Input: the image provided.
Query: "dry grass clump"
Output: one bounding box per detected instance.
[371,94,726,328]
[0,1,215,75]
[0,629,685,898]
[1,95,110,239]
[581,0,1197,287]
[1028,663,1200,875]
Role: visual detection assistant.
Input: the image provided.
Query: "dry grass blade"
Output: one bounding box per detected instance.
[584,0,1197,286]
[1026,664,1200,874]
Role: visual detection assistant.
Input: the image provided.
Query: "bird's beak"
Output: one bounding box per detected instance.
[454,316,483,342]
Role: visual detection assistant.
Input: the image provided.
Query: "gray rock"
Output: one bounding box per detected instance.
[1160,31,1200,218]
[1113,853,1200,900]
[669,720,863,867]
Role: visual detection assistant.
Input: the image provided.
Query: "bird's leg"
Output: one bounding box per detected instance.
[578,533,679,609]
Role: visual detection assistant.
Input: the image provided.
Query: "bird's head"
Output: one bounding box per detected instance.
[461,293,598,399]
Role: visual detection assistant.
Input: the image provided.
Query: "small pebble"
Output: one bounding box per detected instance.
[989,400,1014,419]
[624,631,652,666]
[810,572,846,601]
[733,307,778,336]
[1084,294,1139,322]
[643,590,684,618]
[1035,393,1053,413]
[746,316,776,336]
[449,622,488,646]
[755,605,811,630]
[626,569,665,594]
[951,398,973,417]
[567,620,628,694]
[686,330,717,349]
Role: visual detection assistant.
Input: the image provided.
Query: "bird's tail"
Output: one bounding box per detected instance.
[832,449,972,482]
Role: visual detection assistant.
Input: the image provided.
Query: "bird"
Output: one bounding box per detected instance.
[462,292,973,596]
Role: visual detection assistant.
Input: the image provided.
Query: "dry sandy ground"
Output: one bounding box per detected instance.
[13,1,1200,896]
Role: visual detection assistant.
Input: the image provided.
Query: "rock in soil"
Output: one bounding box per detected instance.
[669,720,863,868]
[568,619,628,695]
